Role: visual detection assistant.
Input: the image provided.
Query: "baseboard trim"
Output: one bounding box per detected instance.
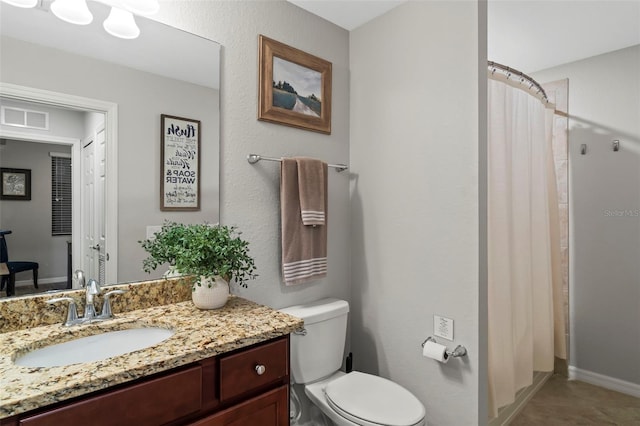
[15,277,66,286]
[568,366,640,398]
[489,371,552,426]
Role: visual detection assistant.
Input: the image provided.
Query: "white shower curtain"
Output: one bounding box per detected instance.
[487,77,567,418]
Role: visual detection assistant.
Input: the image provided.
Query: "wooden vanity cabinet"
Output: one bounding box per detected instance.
[18,366,205,426]
[6,335,289,426]
[194,337,290,426]
[189,385,288,426]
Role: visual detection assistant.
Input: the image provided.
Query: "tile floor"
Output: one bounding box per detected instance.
[511,374,640,425]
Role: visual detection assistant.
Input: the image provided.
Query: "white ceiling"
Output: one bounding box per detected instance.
[288,0,640,73]
[488,0,640,73]
[288,0,407,31]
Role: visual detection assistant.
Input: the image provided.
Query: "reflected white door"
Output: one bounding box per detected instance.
[81,127,106,283]
[96,128,106,284]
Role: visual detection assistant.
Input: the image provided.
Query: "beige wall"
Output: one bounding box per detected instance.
[350,1,485,424]
[533,45,640,389]
[155,1,490,422]
[153,1,352,309]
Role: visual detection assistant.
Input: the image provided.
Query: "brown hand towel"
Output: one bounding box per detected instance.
[281,158,328,285]
[296,158,326,226]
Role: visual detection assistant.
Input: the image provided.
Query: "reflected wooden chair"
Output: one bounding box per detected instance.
[0,230,38,297]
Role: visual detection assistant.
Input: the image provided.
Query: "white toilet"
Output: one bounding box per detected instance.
[281,298,426,426]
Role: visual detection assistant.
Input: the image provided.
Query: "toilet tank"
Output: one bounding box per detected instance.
[280,298,349,384]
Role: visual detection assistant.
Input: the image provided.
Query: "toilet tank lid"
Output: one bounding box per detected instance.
[280,298,349,325]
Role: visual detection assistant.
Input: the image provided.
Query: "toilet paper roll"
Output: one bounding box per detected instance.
[422,340,450,363]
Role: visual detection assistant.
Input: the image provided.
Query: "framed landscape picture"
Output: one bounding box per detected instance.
[258,35,332,134]
[0,168,31,200]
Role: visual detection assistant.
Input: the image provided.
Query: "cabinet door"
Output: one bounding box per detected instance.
[190,385,288,426]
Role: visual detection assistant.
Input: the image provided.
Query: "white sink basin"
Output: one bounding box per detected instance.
[15,327,174,368]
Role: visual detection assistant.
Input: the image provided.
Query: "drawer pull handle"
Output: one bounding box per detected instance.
[255,364,266,375]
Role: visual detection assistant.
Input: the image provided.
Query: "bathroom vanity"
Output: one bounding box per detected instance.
[0,281,302,426]
[6,337,289,426]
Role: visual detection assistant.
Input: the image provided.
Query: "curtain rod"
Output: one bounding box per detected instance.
[247,154,348,172]
[488,61,549,103]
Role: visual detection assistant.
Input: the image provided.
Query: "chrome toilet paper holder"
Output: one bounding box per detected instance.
[421,336,468,359]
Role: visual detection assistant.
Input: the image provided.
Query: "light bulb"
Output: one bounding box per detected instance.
[121,0,159,16]
[50,0,93,25]
[103,7,140,39]
[1,0,38,8]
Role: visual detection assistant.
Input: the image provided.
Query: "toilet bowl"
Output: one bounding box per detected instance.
[281,298,426,426]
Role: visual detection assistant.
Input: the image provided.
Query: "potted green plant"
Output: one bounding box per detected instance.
[140,222,257,309]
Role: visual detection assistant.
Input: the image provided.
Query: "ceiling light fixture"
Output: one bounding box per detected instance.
[0,0,159,39]
[51,0,93,25]
[103,6,139,39]
[2,0,38,7]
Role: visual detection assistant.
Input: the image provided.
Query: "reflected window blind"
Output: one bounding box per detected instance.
[51,156,72,235]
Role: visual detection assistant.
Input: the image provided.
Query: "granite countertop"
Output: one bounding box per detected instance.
[0,296,303,419]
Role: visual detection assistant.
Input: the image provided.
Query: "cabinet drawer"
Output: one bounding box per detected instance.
[19,366,202,426]
[219,337,288,401]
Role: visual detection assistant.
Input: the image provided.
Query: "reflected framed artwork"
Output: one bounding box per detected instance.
[0,168,31,200]
[160,114,201,211]
[258,35,332,134]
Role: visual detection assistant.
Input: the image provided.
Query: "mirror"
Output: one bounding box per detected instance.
[0,1,220,297]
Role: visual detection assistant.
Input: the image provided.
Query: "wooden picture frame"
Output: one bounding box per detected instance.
[0,168,31,200]
[258,35,332,134]
[160,114,201,211]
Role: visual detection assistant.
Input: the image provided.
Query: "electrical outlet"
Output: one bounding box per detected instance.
[434,315,454,341]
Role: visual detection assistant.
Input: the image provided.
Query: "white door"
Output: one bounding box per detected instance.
[81,127,106,284]
[82,136,97,281]
[96,128,106,284]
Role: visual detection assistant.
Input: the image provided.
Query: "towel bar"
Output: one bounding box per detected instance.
[247,154,348,172]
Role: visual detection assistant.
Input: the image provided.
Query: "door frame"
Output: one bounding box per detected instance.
[0,82,118,285]
[0,129,81,283]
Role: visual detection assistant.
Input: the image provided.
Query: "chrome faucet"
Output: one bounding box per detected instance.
[46,297,79,327]
[83,278,101,320]
[73,269,85,289]
[47,271,126,326]
[97,289,126,319]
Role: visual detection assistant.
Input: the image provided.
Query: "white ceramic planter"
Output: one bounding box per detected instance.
[191,275,229,309]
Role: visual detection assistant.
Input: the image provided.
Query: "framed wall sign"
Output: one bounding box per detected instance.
[0,168,31,200]
[258,35,332,134]
[160,114,201,211]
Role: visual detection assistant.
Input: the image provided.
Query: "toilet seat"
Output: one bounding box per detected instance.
[324,372,425,426]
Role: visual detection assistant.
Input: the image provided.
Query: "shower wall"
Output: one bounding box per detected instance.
[532,45,640,392]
